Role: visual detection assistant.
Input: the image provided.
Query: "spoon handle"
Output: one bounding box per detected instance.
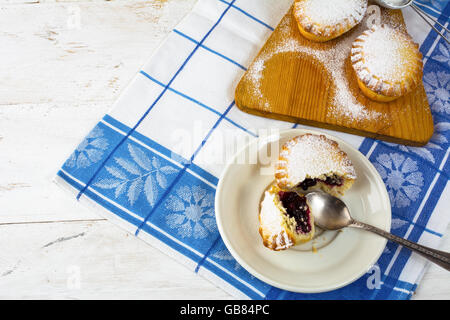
[350,220,450,271]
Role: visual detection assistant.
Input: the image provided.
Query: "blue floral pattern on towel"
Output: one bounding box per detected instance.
[57,0,450,300]
[66,127,109,169]
[374,154,424,208]
[93,144,178,206]
[165,185,216,240]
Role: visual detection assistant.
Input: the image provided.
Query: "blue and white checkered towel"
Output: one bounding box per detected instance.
[55,0,450,300]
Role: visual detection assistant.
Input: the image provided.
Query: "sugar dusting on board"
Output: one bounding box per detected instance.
[244,8,400,123]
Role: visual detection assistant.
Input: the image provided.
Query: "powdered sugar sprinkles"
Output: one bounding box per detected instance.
[295,0,368,38]
[298,0,367,26]
[243,7,396,123]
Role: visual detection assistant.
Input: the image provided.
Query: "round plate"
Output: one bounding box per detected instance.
[215,129,391,293]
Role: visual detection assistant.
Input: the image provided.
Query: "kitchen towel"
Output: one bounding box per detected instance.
[55,0,450,299]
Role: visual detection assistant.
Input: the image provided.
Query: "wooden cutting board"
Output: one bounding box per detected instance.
[235,5,433,146]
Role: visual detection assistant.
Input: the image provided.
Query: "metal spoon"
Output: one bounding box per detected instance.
[304,190,450,271]
[373,0,449,44]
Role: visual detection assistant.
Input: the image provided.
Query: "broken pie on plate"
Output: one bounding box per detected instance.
[215,129,391,293]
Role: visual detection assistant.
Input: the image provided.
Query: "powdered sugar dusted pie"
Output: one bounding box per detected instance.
[293,0,368,42]
[351,25,423,102]
[259,184,315,251]
[275,134,356,196]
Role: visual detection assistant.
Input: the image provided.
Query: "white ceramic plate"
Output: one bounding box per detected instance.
[215,129,391,293]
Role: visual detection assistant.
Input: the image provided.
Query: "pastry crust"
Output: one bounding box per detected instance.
[293,0,368,42]
[275,134,356,196]
[351,25,423,102]
[259,184,315,251]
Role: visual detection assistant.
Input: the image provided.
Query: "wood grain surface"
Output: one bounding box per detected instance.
[236,6,434,146]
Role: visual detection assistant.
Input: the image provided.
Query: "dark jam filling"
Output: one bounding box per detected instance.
[278,191,311,234]
[297,175,344,191]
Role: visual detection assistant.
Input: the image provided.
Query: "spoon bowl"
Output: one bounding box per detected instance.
[305,190,450,271]
[304,190,353,230]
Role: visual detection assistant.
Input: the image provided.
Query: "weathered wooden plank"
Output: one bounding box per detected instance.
[0,102,109,223]
[0,0,197,105]
[0,218,447,299]
[0,220,233,299]
[0,0,196,223]
[0,0,447,300]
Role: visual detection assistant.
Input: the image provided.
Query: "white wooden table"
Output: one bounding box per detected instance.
[0,0,448,300]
